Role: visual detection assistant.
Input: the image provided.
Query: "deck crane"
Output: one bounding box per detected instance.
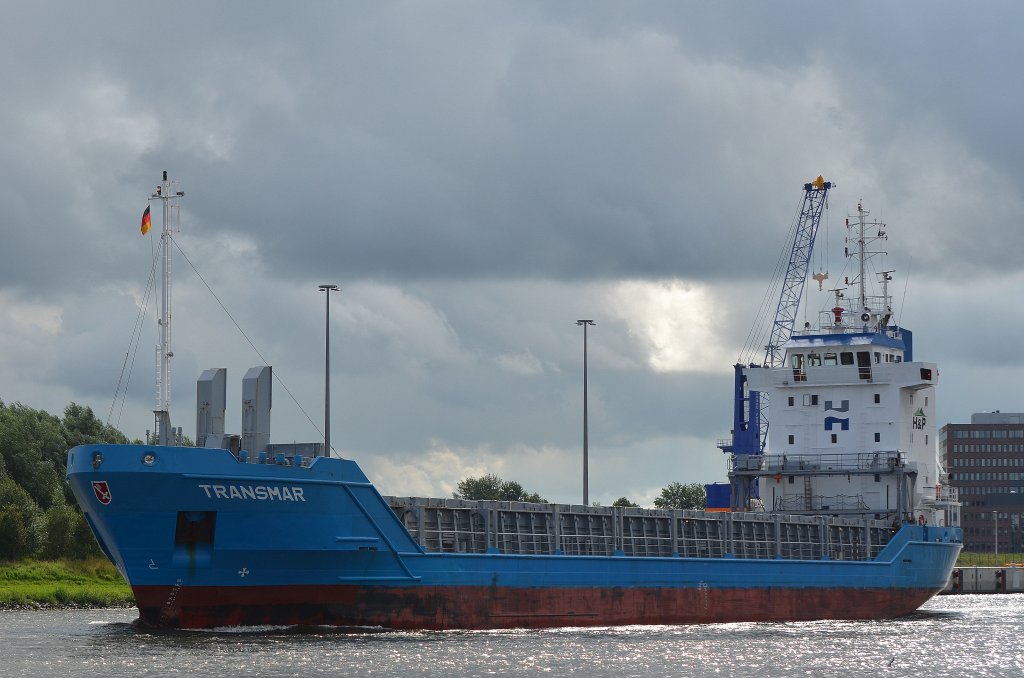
[717,177,832,510]
[763,176,833,370]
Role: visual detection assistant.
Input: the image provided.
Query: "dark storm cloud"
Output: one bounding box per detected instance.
[5,2,1023,294]
[3,1,1024,501]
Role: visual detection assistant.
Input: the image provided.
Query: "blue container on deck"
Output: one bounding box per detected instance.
[706,482,731,510]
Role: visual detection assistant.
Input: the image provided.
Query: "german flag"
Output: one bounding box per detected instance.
[140,205,151,235]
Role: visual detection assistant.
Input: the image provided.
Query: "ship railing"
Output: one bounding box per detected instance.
[919,484,961,525]
[385,496,893,562]
[801,294,895,335]
[734,451,903,474]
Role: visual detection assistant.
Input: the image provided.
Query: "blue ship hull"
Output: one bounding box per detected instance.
[67,444,961,629]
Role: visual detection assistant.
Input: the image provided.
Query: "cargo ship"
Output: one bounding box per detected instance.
[67,174,961,629]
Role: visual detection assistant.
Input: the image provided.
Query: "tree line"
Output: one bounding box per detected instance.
[455,475,707,510]
[0,400,130,561]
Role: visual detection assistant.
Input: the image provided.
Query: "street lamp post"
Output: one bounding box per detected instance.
[994,510,999,559]
[576,320,595,506]
[319,284,340,457]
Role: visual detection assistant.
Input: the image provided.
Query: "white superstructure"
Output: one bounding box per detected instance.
[730,200,958,526]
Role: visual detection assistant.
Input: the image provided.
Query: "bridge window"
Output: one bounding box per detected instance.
[808,353,821,366]
[840,352,854,366]
[824,353,838,366]
[791,354,807,381]
[857,351,872,379]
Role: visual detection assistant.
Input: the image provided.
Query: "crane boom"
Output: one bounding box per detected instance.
[720,177,833,467]
[763,177,832,367]
[719,177,833,510]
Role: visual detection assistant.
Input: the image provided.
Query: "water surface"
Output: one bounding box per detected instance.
[3,595,1022,677]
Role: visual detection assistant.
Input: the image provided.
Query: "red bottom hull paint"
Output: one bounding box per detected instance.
[134,584,941,630]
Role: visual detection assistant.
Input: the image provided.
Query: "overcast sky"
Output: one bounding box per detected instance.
[2,1,1022,506]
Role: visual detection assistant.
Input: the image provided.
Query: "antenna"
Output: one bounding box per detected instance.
[844,200,891,332]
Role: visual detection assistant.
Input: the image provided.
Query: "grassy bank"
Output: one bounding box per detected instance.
[0,558,134,608]
[956,552,1024,568]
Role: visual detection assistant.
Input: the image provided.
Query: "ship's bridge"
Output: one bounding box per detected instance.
[783,330,912,383]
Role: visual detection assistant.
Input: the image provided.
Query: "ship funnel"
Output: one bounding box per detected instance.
[196,368,227,447]
[242,366,272,454]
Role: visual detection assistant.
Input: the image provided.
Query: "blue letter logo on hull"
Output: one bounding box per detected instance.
[824,417,850,431]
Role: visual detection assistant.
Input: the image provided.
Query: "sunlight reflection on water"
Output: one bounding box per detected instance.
[2,595,1023,677]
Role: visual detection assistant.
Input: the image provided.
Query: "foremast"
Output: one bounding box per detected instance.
[150,171,184,445]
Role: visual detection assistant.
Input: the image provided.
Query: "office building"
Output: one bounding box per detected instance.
[941,412,1024,553]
